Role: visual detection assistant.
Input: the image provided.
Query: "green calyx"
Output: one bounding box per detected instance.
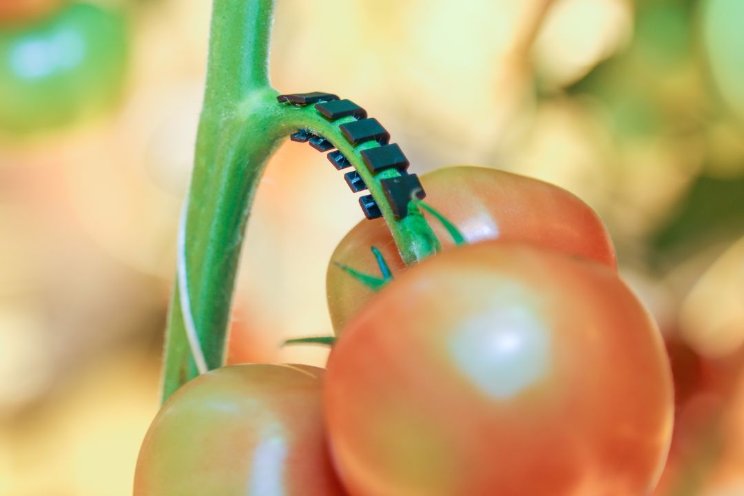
[334,246,395,292]
[334,201,468,292]
[413,199,467,246]
[372,246,393,279]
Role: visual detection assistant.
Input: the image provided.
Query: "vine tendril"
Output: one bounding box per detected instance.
[177,201,208,375]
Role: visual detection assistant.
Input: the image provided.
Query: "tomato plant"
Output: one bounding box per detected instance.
[134,364,346,496]
[141,2,676,495]
[0,1,129,134]
[324,241,673,496]
[0,0,61,23]
[327,165,616,333]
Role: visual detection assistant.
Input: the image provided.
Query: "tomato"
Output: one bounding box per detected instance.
[0,0,61,23]
[134,364,347,496]
[324,242,673,496]
[0,2,129,134]
[327,166,616,333]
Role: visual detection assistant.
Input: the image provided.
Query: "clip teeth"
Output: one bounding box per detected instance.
[308,136,334,152]
[327,150,351,170]
[381,174,426,219]
[339,118,390,146]
[316,99,367,121]
[282,92,427,222]
[344,171,367,193]
[290,130,310,143]
[277,92,339,106]
[359,195,382,219]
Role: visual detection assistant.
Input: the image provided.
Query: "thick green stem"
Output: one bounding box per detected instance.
[162,94,283,401]
[203,0,274,109]
[160,0,279,401]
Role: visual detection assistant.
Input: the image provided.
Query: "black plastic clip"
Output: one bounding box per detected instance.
[344,171,367,192]
[359,195,382,219]
[327,150,351,170]
[316,99,367,121]
[290,130,310,143]
[339,118,390,146]
[277,92,339,106]
[308,136,334,152]
[361,144,409,175]
[380,174,426,219]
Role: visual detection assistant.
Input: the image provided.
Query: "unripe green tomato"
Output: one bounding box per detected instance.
[134,364,347,496]
[0,1,129,134]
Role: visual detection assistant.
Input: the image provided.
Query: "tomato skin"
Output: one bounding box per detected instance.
[134,364,347,496]
[0,0,61,23]
[0,2,129,134]
[325,242,672,496]
[327,166,616,334]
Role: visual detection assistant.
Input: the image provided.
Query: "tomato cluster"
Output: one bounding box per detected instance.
[135,166,674,495]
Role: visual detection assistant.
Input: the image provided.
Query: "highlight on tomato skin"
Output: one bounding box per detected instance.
[324,241,673,496]
[134,364,347,496]
[326,165,616,334]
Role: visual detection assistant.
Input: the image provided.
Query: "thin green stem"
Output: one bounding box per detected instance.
[273,104,440,264]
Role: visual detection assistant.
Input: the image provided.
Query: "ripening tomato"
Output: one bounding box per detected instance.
[327,166,616,334]
[0,2,129,134]
[325,242,673,496]
[0,0,61,23]
[134,364,347,496]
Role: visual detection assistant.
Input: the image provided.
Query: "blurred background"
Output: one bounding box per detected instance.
[0,0,742,494]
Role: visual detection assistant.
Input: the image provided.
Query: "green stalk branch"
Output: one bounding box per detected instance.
[272,104,440,264]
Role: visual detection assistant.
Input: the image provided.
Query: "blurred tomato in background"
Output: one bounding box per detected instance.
[0,0,742,494]
[0,2,128,134]
[0,0,61,22]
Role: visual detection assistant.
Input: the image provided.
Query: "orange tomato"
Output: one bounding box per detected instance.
[325,242,671,496]
[327,166,615,334]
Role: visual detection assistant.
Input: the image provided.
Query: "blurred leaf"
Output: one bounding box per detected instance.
[567,0,700,140]
[651,174,744,262]
[702,0,744,122]
[634,0,693,69]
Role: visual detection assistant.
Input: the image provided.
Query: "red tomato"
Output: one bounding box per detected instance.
[0,0,61,22]
[325,242,672,496]
[134,364,346,496]
[327,166,616,333]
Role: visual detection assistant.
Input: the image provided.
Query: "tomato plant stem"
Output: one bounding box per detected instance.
[161,0,281,401]
[203,0,274,109]
[161,0,440,402]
